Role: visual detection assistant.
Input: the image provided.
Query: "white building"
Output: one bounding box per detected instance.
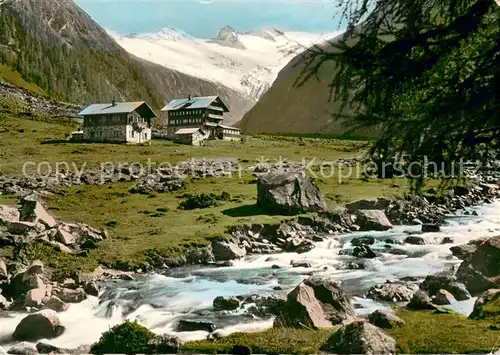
[78,101,156,144]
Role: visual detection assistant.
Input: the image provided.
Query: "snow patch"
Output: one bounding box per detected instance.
[111,27,341,100]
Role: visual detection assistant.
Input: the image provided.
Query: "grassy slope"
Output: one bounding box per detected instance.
[238,35,377,138]
[239,54,345,135]
[0,64,46,96]
[181,310,500,354]
[0,98,413,275]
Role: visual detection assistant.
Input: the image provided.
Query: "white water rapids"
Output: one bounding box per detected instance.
[1,201,500,349]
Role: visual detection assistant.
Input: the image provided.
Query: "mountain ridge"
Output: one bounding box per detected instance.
[238,30,377,137]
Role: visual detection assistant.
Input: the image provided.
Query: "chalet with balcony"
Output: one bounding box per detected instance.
[78,101,156,144]
[162,95,232,140]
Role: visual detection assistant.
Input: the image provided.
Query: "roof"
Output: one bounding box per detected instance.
[174,128,202,135]
[218,124,241,131]
[162,96,229,112]
[78,101,156,117]
[204,122,218,127]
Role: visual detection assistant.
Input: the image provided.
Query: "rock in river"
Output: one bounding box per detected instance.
[177,319,216,333]
[211,239,246,261]
[13,310,65,341]
[452,236,500,295]
[407,290,437,310]
[367,281,417,302]
[432,289,455,305]
[355,210,392,231]
[213,296,240,311]
[274,277,354,329]
[420,274,471,301]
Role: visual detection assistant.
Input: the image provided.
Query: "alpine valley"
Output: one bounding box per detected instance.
[0,0,255,123]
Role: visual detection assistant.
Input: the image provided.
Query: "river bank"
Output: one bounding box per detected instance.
[0,150,499,353]
[1,194,499,352]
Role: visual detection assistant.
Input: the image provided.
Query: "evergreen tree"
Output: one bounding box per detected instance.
[301,0,500,186]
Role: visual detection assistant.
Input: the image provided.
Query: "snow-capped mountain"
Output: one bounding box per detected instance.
[111,26,341,101]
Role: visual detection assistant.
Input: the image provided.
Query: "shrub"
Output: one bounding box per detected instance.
[104,220,118,228]
[90,321,155,354]
[178,192,232,210]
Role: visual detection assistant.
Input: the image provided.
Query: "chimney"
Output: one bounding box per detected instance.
[188,94,192,100]
[112,98,116,106]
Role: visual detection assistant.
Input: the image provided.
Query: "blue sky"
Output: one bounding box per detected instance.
[75,0,345,38]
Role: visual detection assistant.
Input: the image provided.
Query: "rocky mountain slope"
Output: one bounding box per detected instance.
[238,31,375,136]
[0,0,253,124]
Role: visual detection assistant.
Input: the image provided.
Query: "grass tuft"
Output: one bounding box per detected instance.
[181,328,335,354]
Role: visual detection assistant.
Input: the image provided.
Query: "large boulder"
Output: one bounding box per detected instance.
[6,221,39,235]
[432,289,455,305]
[12,310,65,341]
[211,239,246,261]
[19,196,57,228]
[469,288,500,320]
[420,274,471,301]
[407,290,437,310]
[452,236,500,295]
[54,288,86,303]
[3,261,48,300]
[55,227,76,246]
[352,245,377,259]
[24,287,47,307]
[43,296,70,312]
[274,277,354,329]
[367,281,417,302]
[368,309,405,329]
[83,282,100,297]
[256,172,327,214]
[355,210,392,231]
[321,321,396,354]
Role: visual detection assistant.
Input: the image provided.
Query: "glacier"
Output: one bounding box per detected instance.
[111,27,342,101]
